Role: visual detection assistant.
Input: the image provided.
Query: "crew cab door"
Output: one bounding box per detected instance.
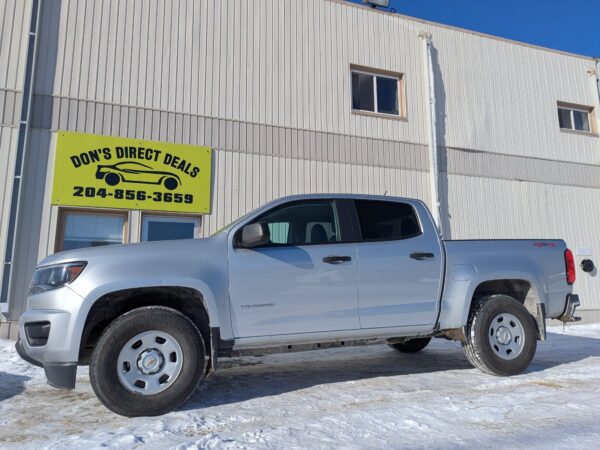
[353,199,444,329]
[228,199,360,337]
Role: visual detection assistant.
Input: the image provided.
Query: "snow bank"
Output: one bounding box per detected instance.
[1,325,599,449]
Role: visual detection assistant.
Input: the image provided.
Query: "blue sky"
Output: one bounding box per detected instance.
[349,0,600,57]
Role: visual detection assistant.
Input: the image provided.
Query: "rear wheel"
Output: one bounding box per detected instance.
[388,337,432,353]
[163,177,179,190]
[90,306,205,417]
[462,295,537,376]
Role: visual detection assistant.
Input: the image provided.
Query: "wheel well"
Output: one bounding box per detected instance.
[470,279,545,339]
[79,287,211,365]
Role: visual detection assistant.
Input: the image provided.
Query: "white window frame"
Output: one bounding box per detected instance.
[350,66,404,118]
[557,102,596,135]
[141,214,201,242]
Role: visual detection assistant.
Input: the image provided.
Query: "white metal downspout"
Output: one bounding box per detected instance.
[595,59,600,127]
[0,0,42,316]
[419,31,442,236]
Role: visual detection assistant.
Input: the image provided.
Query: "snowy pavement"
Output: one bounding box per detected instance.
[1,324,600,449]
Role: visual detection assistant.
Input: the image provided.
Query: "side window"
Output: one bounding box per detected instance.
[355,200,421,241]
[254,201,341,246]
[267,222,291,245]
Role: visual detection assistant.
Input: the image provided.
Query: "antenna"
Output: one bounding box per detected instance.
[363,0,390,9]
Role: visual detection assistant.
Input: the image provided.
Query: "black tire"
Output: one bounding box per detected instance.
[163,177,178,190]
[104,172,120,186]
[462,295,537,376]
[388,337,432,353]
[90,306,206,417]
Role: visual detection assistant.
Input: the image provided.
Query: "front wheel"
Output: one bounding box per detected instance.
[90,306,206,417]
[104,172,120,186]
[462,295,537,376]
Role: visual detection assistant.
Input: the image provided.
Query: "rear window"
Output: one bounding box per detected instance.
[355,200,421,241]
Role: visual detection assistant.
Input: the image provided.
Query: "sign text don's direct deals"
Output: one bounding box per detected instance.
[52,131,212,214]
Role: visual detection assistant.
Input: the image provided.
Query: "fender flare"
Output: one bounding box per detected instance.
[440,270,547,335]
[82,277,221,328]
[461,272,546,338]
[76,277,222,371]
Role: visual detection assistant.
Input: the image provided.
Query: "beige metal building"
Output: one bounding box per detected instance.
[1,0,600,337]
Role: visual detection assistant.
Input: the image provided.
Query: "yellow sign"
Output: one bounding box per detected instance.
[52,131,212,213]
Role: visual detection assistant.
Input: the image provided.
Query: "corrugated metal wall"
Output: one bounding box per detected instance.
[4,0,600,321]
[0,0,31,91]
[422,21,599,164]
[0,0,32,303]
[446,174,600,318]
[33,0,429,144]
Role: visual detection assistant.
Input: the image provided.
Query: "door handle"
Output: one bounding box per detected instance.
[323,256,352,264]
[410,252,435,261]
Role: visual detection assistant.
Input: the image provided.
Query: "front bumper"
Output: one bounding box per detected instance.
[558,294,581,323]
[17,286,89,389]
[15,338,77,389]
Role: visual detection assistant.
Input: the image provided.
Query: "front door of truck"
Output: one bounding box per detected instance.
[228,199,360,337]
[353,199,443,329]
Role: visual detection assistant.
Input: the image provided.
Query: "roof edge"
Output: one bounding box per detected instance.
[327,0,596,62]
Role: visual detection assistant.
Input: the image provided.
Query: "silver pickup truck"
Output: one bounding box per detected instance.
[16,194,580,416]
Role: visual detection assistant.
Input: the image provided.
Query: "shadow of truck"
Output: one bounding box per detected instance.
[179,330,600,411]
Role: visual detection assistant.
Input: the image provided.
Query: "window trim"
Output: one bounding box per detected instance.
[141,213,201,242]
[350,64,406,120]
[351,199,423,243]
[557,101,598,136]
[235,199,352,249]
[55,207,129,253]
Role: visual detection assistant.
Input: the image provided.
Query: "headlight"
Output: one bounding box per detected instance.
[28,262,87,296]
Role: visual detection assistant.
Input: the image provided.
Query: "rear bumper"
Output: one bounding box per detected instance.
[558,294,581,323]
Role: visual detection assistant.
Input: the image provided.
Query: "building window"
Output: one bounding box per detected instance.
[351,66,403,117]
[141,215,200,242]
[57,210,127,252]
[557,102,595,134]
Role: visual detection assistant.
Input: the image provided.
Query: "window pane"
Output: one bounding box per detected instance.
[573,110,590,132]
[62,213,124,250]
[255,201,340,246]
[558,108,572,129]
[268,222,290,244]
[351,72,374,112]
[146,221,195,241]
[376,76,399,115]
[355,200,421,241]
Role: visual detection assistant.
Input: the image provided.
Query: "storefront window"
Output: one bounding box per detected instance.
[58,211,126,251]
[141,215,199,242]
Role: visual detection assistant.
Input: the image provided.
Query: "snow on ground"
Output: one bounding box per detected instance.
[1,324,600,449]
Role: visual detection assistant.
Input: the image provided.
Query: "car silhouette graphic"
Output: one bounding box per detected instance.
[95,161,182,190]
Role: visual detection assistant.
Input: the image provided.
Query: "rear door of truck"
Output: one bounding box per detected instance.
[352,199,445,328]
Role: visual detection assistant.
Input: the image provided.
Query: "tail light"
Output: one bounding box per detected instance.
[565,249,576,285]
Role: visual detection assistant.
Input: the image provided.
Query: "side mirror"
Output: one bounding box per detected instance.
[236,223,270,248]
